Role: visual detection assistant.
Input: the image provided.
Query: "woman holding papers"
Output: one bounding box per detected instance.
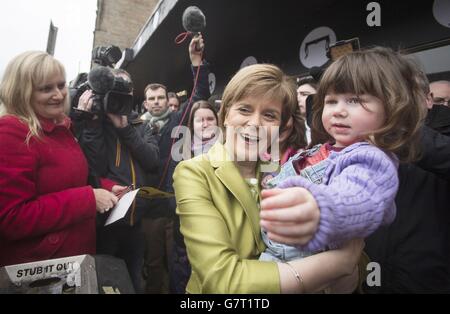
[0,51,118,267]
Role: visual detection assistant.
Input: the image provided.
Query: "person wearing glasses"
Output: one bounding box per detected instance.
[430,80,450,107]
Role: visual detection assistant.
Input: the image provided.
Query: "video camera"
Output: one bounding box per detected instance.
[70,45,134,117]
[92,46,123,68]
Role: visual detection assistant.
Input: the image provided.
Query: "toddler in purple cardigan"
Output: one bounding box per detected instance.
[260,47,426,262]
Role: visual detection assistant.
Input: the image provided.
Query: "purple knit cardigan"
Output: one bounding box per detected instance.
[277,142,398,252]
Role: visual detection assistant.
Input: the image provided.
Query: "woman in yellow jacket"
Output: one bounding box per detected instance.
[173,64,363,294]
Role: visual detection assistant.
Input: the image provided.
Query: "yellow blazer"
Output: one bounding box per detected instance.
[173,142,280,294]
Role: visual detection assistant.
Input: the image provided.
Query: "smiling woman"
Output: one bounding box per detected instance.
[173,64,363,294]
[0,51,119,267]
[31,77,68,121]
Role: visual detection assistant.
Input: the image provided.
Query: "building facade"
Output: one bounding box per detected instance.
[93,0,159,51]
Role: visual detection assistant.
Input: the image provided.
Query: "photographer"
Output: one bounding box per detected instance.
[77,69,159,293]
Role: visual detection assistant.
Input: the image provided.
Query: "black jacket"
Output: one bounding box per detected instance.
[425,105,450,137]
[364,126,450,293]
[80,115,160,225]
[145,64,211,218]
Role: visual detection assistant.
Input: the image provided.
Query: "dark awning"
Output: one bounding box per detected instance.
[123,0,450,102]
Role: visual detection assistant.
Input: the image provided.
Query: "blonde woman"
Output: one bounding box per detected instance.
[0,51,118,267]
[173,64,364,293]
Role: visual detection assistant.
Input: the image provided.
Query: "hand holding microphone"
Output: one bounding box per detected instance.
[189,34,204,66]
[179,6,206,54]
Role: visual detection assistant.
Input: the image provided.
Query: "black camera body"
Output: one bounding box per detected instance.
[88,68,134,116]
[100,83,134,116]
[70,46,134,117]
[92,46,123,68]
[70,75,133,117]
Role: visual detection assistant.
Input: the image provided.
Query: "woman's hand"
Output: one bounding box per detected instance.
[93,189,119,214]
[335,238,365,275]
[327,266,359,294]
[111,185,130,198]
[276,238,364,294]
[325,239,365,293]
[260,187,320,246]
[112,185,128,195]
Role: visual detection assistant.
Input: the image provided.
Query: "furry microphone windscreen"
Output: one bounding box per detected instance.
[182,6,206,33]
[88,66,115,94]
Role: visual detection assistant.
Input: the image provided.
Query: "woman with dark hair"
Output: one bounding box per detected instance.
[168,92,181,112]
[188,100,219,156]
[297,75,318,144]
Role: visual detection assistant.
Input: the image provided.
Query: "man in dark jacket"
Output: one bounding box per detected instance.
[77,69,160,293]
[364,125,450,293]
[358,69,450,293]
[140,35,211,293]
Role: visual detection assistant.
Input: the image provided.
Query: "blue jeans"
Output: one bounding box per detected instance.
[260,231,313,262]
[260,145,330,262]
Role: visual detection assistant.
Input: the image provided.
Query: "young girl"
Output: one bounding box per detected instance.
[260,47,426,262]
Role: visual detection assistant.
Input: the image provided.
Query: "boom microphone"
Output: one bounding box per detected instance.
[182,6,206,34]
[88,66,115,94]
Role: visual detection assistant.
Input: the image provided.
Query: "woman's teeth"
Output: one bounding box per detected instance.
[241,133,259,143]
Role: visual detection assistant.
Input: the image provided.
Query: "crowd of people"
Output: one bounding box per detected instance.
[0,33,449,294]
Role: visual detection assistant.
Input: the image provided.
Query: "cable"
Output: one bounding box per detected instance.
[157,32,204,189]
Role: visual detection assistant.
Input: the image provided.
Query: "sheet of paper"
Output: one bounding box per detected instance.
[105,189,140,226]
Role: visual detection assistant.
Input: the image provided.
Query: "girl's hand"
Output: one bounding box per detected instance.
[260,187,320,246]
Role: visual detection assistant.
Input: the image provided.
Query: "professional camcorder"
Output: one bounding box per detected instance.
[92,46,123,68]
[70,46,134,116]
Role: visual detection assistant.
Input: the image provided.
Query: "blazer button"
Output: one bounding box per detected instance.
[48,234,59,244]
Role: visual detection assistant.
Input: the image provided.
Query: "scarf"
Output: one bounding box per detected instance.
[191,136,217,157]
[147,108,171,133]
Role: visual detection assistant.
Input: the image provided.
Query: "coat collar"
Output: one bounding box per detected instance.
[207,142,265,252]
[39,115,71,133]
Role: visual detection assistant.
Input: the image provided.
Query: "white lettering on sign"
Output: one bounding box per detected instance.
[366,2,382,27]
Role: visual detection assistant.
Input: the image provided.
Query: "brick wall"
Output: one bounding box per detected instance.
[93,0,159,51]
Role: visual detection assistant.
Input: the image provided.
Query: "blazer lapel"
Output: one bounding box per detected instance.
[208,143,265,252]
